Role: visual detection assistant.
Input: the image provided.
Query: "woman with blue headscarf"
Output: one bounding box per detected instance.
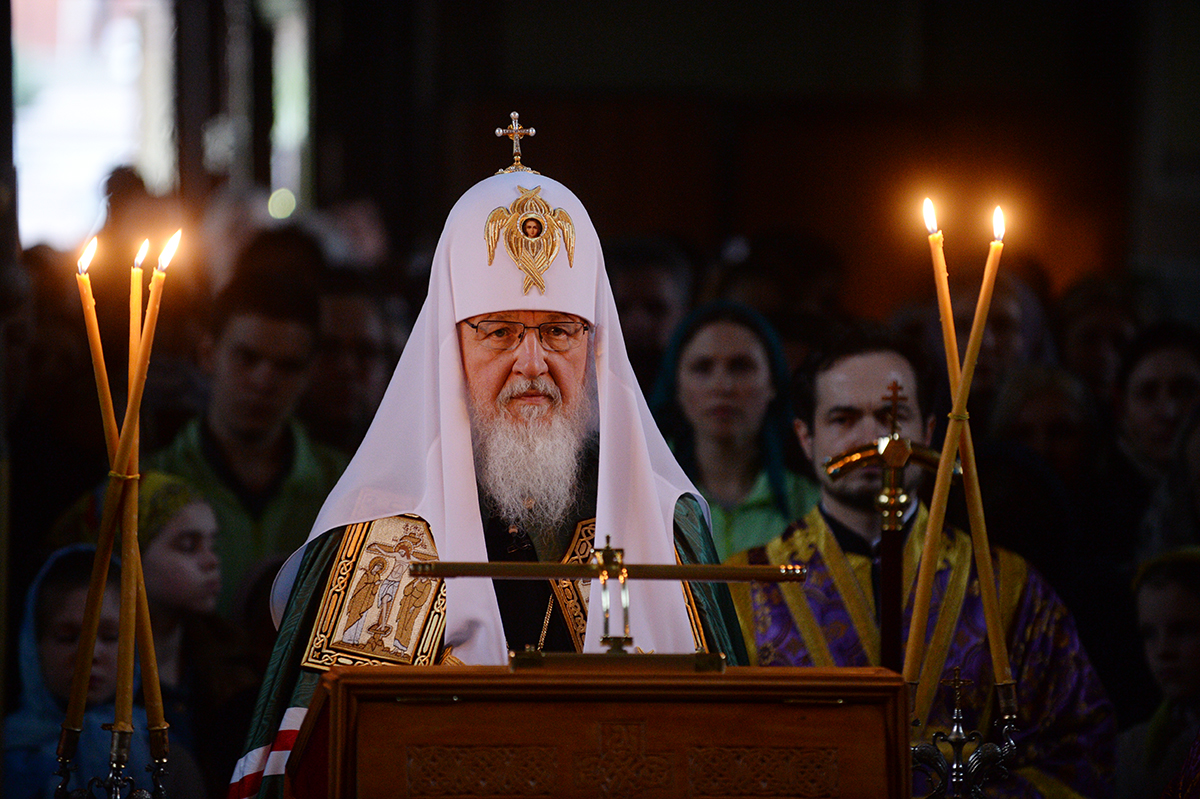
[650,301,819,561]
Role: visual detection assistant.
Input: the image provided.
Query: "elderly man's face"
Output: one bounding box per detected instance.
[458,309,590,423]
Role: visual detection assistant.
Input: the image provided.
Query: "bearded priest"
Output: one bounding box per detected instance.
[227,121,745,799]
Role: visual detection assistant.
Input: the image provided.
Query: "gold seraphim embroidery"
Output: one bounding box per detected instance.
[485,185,576,295]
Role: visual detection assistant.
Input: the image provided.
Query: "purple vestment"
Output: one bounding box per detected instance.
[738,504,1116,799]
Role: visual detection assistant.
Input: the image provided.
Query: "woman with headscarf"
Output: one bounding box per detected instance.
[650,300,819,561]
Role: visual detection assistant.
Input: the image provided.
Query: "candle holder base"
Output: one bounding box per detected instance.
[911,670,1016,798]
[52,758,166,799]
[600,635,635,653]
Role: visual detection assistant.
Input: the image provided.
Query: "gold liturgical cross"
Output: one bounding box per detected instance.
[495,111,539,174]
[883,380,906,436]
[823,378,943,673]
[940,666,973,707]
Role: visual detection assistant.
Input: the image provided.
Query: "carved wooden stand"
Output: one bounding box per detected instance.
[288,662,911,799]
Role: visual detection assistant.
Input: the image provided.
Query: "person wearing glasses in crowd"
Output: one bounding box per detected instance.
[229,152,745,799]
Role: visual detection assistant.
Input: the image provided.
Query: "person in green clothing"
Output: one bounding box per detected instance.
[147,227,348,617]
[651,300,819,560]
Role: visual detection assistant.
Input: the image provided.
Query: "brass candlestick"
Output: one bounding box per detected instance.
[413,541,805,659]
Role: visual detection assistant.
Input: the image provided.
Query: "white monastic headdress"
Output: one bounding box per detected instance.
[271,130,707,665]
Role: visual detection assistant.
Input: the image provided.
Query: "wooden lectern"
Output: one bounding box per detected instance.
[287,658,910,799]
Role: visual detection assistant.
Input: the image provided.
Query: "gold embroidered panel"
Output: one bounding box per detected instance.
[550,518,595,652]
[303,515,446,670]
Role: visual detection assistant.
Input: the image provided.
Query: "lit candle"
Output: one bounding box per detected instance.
[63,231,181,740]
[924,200,959,381]
[905,210,1006,689]
[125,241,148,573]
[906,203,1013,699]
[63,238,123,749]
[117,229,179,484]
[958,208,1005,399]
[74,238,119,458]
[114,238,150,734]
[130,239,148,386]
[124,239,168,754]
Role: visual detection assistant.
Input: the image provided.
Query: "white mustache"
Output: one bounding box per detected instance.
[497,376,562,408]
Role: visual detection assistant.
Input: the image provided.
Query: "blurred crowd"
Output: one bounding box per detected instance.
[3,165,1199,797]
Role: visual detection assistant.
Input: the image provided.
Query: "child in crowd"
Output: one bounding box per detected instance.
[1117,548,1200,799]
[3,546,161,798]
[138,471,261,798]
[50,472,260,799]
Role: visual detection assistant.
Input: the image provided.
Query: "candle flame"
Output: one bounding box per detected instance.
[993,207,1005,241]
[922,198,938,234]
[157,229,182,272]
[134,239,150,269]
[78,237,98,275]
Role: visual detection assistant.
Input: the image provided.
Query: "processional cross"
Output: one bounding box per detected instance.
[823,380,942,672]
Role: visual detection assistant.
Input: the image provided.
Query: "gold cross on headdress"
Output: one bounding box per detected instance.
[495,111,539,174]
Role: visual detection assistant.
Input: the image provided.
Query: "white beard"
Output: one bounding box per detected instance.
[469,374,594,557]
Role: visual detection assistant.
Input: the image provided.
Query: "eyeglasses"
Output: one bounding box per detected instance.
[464,319,590,352]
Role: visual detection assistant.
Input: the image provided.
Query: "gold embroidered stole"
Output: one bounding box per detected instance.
[550,518,596,652]
[765,507,983,732]
[762,516,844,668]
[909,510,973,737]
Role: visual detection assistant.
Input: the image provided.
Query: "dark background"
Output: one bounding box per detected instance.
[223,0,1194,321]
[2,0,1197,750]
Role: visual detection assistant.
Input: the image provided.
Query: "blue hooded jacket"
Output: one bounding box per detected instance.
[3,544,153,799]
